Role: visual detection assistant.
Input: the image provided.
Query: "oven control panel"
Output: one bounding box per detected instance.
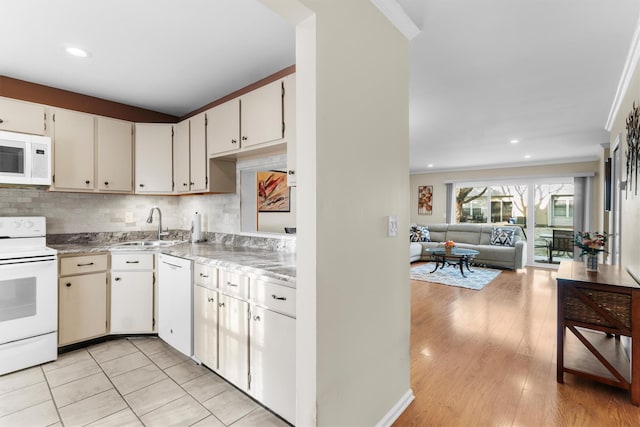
[0,216,46,238]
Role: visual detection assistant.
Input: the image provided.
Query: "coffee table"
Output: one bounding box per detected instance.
[425,247,480,277]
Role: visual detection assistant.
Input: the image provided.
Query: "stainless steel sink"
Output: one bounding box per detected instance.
[110,240,184,249]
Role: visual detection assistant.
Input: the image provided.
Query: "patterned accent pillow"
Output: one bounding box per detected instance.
[410,225,431,242]
[490,227,515,246]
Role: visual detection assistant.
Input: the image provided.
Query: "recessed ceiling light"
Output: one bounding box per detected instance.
[427,164,434,168]
[65,47,89,58]
[524,154,531,159]
[510,139,519,144]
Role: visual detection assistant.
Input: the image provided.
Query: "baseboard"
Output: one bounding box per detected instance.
[375,388,415,427]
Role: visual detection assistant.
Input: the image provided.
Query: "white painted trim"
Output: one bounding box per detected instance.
[370,0,420,40]
[411,156,600,175]
[606,13,640,131]
[375,389,415,427]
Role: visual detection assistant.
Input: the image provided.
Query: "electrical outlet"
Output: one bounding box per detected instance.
[125,212,134,223]
[387,215,398,237]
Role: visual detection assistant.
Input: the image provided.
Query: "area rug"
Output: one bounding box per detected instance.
[410,263,501,290]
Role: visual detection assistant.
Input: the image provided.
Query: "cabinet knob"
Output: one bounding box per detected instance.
[190,182,194,186]
[253,315,261,322]
[242,136,248,141]
[66,282,71,287]
[0,118,4,124]
[288,170,295,175]
[114,277,121,281]
[183,183,188,187]
[104,181,109,186]
[231,139,237,144]
[85,180,90,185]
[208,297,214,302]
[200,273,208,278]
[218,302,225,308]
[272,294,287,301]
[139,183,145,188]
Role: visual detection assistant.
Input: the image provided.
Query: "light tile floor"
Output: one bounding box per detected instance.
[0,337,289,427]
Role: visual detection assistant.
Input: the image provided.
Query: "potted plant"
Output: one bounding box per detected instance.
[574,231,608,272]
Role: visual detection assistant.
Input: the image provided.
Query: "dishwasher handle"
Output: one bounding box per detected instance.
[162,260,183,269]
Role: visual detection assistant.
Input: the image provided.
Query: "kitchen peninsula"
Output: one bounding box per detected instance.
[50,231,296,424]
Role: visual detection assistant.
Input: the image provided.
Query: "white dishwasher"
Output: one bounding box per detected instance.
[158,253,193,356]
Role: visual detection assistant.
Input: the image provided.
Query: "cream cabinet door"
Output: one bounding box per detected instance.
[173,120,190,193]
[52,109,95,190]
[190,112,207,192]
[97,117,133,192]
[218,294,249,391]
[241,80,283,148]
[110,271,153,333]
[58,272,107,346]
[0,97,46,135]
[194,285,218,369]
[135,123,173,193]
[249,306,296,424]
[206,99,239,155]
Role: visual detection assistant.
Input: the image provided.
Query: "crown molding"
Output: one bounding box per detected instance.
[370,0,420,40]
[605,13,640,131]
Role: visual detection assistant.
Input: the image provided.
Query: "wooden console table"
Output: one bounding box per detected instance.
[556,261,640,405]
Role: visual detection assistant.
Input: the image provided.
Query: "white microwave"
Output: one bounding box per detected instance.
[0,130,51,186]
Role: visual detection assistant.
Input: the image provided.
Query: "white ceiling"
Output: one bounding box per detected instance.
[1,1,639,173]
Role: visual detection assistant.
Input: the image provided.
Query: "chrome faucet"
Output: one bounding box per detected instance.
[146,207,169,240]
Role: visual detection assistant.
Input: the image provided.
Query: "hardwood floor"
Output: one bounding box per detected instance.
[394,264,640,426]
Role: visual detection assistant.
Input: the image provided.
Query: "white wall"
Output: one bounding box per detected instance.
[288,1,412,425]
[410,161,601,226]
[608,57,640,280]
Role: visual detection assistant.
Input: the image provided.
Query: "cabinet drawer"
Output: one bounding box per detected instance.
[194,263,217,289]
[60,254,108,276]
[111,253,154,270]
[250,279,295,317]
[219,269,249,299]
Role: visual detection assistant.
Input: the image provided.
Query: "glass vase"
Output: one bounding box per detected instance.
[585,254,598,272]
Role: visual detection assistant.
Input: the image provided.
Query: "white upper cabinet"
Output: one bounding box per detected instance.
[240,79,283,148]
[207,98,240,155]
[190,112,207,192]
[173,113,208,194]
[173,119,190,193]
[97,117,133,192]
[206,77,289,157]
[0,97,46,135]
[135,123,173,194]
[52,109,95,190]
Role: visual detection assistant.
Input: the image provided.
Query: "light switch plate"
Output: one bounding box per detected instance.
[387,215,398,237]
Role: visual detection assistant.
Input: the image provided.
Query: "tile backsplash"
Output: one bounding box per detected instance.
[0,154,287,235]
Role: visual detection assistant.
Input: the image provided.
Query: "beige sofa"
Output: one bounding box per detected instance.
[410,223,526,270]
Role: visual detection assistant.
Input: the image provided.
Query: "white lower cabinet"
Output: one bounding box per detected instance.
[58,254,109,347]
[193,284,218,369]
[158,254,193,356]
[249,306,296,424]
[192,268,296,423]
[110,253,154,334]
[217,293,249,391]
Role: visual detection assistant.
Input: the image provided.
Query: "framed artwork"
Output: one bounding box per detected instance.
[418,185,433,215]
[257,170,290,212]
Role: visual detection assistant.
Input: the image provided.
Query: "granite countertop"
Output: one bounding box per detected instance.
[49,241,296,287]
